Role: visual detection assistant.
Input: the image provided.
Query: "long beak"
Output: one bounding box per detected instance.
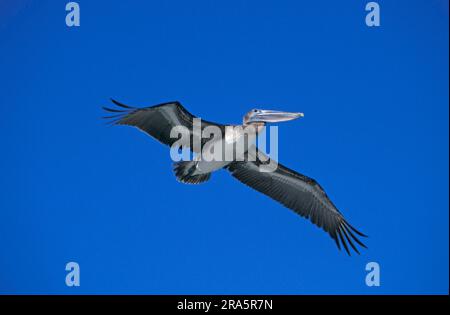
[249,110,304,123]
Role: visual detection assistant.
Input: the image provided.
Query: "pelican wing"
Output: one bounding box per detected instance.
[226,151,367,254]
[103,99,224,152]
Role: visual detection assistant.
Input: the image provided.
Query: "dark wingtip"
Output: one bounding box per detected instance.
[332,231,341,251]
[110,98,135,109]
[343,222,368,249]
[344,220,368,238]
[102,106,126,113]
[337,228,351,256]
[102,114,124,119]
[331,220,368,255]
[341,224,360,255]
[102,100,134,124]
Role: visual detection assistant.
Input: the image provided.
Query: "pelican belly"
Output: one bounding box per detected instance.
[193,126,258,174]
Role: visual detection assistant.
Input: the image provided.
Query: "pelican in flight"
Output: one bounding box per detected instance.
[103,99,367,254]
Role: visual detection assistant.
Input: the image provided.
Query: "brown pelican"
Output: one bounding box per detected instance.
[103,99,367,254]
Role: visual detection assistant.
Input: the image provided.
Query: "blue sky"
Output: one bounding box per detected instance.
[0,0,448,294]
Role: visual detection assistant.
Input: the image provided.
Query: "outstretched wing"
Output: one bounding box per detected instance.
[226,150,367,255]
[103,99,225,152]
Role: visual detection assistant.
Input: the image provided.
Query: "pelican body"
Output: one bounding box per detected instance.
[103,99,367,255]
[175,109,302,181]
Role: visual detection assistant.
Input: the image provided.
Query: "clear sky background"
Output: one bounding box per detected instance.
[0,0,448,294]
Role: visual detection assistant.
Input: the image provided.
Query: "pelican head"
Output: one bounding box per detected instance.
[243,109,304,125]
